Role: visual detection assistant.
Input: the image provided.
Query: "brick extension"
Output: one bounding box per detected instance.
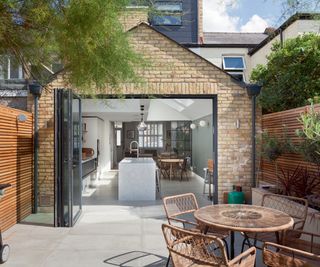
[28,10,254,211]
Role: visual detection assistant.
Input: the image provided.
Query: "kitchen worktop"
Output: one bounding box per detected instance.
[118,157,156,201]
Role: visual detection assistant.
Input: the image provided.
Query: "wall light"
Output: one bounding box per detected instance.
[235,119,240,129]
[190,123,196,130]
[199,120,208,127]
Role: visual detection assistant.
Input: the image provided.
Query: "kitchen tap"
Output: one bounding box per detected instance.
[129,141,139,158]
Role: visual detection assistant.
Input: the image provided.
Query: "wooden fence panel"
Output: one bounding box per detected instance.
[0,105,33,231]
[260,104,320,194]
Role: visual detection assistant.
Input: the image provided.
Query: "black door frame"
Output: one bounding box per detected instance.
[84,94,219,204]
[54,89,82,227]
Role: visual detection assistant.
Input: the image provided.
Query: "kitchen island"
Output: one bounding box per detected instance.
[119,157,156,201]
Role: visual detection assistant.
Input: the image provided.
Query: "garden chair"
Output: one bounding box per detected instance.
[162,223,256,267]
[263,241,320,267]
[241,193,308,250]
[162,193,230,265]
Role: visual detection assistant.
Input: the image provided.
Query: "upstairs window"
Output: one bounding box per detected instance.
[222,56,246,82]
[222,56,245,70]
[151,1,183,26]
[0,57,23,80]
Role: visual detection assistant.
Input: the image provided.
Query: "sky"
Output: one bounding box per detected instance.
[203,0,286,32]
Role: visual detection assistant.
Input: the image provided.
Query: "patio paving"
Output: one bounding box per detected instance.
[3,172,266,266]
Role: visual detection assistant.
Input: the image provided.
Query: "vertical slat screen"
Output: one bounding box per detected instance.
[0,105,33,231]
[260,104,320,193]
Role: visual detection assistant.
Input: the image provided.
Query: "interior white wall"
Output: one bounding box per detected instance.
[82,116,112,172]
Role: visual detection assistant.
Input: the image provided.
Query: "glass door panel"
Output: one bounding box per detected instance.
[72,95,82,223]
[55,89,82,227]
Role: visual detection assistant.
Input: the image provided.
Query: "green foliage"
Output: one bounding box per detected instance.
[259,131,292,162]
[250,34,320,113]
[0,0,144,93]
[296,102,320,165]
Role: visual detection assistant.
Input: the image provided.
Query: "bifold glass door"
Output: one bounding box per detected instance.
[55,89,82,227]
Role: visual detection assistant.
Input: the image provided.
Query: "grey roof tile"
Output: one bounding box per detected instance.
[203,32,268,45]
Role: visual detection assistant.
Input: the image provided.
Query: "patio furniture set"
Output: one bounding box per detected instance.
[161,193,320,267]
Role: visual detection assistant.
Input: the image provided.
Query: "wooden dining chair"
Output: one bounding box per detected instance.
[263,241,320,267]
[158,158,170,179]
[179,158,189,181]
[162,223,256,267]
[241,194,308,250]
[203,159,214,194]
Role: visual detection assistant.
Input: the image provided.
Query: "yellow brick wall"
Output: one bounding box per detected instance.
[27,75,68,212]
[31,22,254,208]
[120,7,148,31]
[104,24,253,202]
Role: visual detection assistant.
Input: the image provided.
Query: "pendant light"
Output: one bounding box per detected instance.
[137,105,147,131]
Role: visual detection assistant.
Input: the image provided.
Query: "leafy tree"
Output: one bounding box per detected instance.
[251,33,320,113]
[0,0,144,93]
[278,0,320,21]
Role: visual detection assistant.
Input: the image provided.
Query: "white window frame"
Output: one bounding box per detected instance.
[138,123,163,148]
[1,57,23,79]
[222,56,246,70]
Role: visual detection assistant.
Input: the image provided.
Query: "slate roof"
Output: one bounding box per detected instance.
[203,32,268,46]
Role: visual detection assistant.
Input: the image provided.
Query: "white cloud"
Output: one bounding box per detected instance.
[203,0,269,32]
[203,0,239,32]
[240,14,269,32]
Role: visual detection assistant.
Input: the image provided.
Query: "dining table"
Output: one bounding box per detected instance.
[194,204,294,259]
[159,158,183,180]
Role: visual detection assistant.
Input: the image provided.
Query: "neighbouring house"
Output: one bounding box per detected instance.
[0,0,319,229]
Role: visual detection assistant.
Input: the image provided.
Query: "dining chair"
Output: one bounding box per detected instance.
[283,229,320,256]
[203,159,214,194]
[162,193,230,262]
[162,223,256,267]
[263,241,320,267]
[241,194,308,250]
[179,158,189,181]
[158,158,170,179]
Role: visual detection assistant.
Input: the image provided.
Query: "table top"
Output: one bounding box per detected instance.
[160,158,183,163]
[194,204,294,233]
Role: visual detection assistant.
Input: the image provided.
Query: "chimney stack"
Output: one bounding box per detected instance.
[198,0,203,43]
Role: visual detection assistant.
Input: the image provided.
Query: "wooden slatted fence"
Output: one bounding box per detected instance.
[0,105,33,231]
[260,104,320,194]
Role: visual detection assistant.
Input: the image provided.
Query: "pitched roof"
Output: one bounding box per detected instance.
[128,22,246,88]
[203,32,268,46]
[248,13,320,55]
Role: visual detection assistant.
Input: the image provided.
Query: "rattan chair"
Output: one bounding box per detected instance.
[283,229,320,256]
[242,194,308,250]
[263,242,320,267]
[162,224,256,267]
[162,193,229,238]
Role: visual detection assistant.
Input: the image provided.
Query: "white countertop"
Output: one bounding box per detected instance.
[120,157,155,164]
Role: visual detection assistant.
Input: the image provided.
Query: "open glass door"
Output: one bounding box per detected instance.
[55,89,82,227]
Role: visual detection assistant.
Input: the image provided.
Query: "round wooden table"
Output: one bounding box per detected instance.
[194,204,294,259]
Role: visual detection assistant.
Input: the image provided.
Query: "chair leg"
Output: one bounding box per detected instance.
[223,238,230,260]
[166,254,171,267]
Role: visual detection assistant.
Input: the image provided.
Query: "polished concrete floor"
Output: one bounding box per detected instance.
[3,171,265,266]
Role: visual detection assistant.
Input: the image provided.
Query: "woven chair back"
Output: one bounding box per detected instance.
[162,224,228,266]
[262,194,308,229]
[163,193,199,223]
